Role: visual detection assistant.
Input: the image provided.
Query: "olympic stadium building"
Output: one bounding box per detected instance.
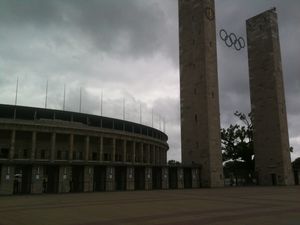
[0,104,200,195]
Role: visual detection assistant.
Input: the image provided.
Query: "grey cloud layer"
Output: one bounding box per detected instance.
[0,0,299,160]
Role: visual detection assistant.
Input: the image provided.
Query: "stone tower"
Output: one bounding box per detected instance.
[246,8,294,185]
[178,0,223,187]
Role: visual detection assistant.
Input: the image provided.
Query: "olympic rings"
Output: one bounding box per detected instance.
[219,29,246,51]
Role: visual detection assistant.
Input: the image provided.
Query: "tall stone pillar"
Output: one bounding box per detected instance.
[9,130,16,160]
[246,8,294,186]
[69,134,74,161]
[31,131,36,160]
[179,0,224,187]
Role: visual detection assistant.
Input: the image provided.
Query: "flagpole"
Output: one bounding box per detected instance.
[100,90,103,116]
[63,84,66,110]
[123,97,125,120]
[79,87,82,113]
[15,77,19,106]
[45,80,48,108]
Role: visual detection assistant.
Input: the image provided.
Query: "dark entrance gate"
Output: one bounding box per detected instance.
[94,166,106,191]
[134,167,145,190]
[44,166,59,193]
[71,166,84,192]
[152,167,162,189]
[169,167,178,189]
[115,166,127,191]
[14,165,32,194]
[184,168,192,188]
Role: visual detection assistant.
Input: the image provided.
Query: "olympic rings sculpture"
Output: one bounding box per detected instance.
[219,29,246,51]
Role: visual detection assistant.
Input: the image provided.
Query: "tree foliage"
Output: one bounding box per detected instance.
[221,111,254,184]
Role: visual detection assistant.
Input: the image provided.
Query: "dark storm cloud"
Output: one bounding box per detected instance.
[0,0,175,61]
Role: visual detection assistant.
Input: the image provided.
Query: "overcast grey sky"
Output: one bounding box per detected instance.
[0,0,299,161]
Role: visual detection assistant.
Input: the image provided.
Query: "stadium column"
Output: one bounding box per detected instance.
[178,168,184,189]
[140,143,144,163]
[99,136,103,161]
[106,166,115,191]
[162,167,169,189]
[0,166,14,195]
[69,134,74,161]
[59,166,72,193]
[123,139,127,162]
[126,167,135,190]
[50,133,56,161]
[112,138,116,162]
[84,166,93,192]
[31,166,43,194]
[31,131,36,160]
[84,136,90,161]
[147,144,150,164]
[152,145,155,165]
[145,167,152,190]
[9,130,15,160]
[192,168,201,188]
[133,141,136,163]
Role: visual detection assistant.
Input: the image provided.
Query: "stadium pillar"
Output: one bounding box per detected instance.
[31,131,36,160]
[140,143,144,163]
[145,167,152,190]
[84,136,90,161]
[123,140,127,162]
[106,166,115,191]
[84,166,93,192]
[133,141,136,163]
[0,165,14,195]
[99,136,103,161]
[177,168,184,189]
[50,133,56,162]
[162,167,169,189]
[31,166,43,194]
[112,138,116,162]
[9,130,15,160]
[69,134,74,161]
[126,166,134,190]
[58,166,71,193]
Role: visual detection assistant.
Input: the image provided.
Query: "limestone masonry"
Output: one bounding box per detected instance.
[246,8,294,185]
[179,0,224,187]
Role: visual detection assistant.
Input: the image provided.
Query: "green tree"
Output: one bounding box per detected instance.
[221,111,294,185]
[221,111,254,185]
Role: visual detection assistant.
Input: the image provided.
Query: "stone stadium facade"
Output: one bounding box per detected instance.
[0,104,200,195]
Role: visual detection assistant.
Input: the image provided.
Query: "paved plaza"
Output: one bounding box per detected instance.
[0,186,299,225]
